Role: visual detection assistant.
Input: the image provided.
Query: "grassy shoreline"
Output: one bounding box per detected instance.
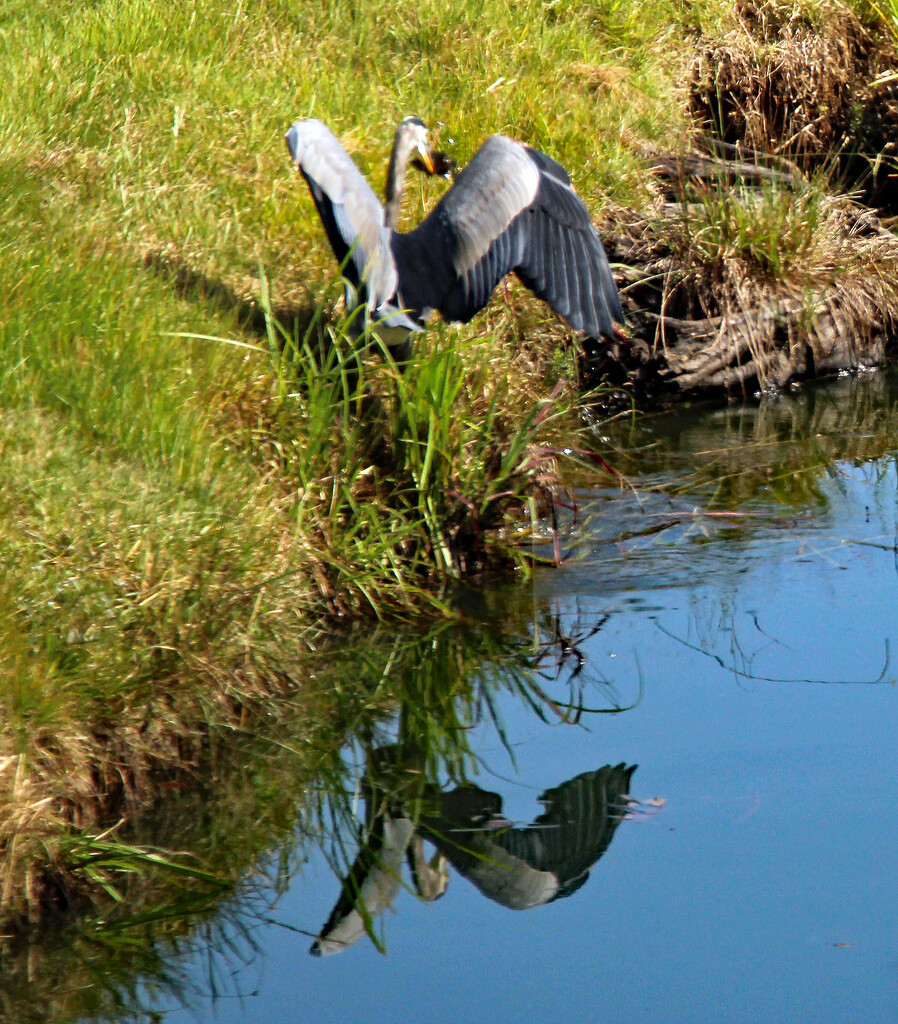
[3,0,898,938]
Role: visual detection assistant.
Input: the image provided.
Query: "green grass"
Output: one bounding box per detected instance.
[0,0,692,652]
[675,179,832,281]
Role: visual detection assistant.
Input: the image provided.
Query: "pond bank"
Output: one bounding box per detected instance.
[4,0,898,968]
[592,193,898,403]
[585,0,898,404]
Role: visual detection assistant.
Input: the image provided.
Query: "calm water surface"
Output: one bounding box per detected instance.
[76,374,898,1021]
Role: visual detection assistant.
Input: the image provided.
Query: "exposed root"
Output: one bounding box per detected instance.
[598,194,898,397]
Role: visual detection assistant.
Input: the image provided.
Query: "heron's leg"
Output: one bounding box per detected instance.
[339,351,363,397]
[387,337,413,366]
[406,834,449,901]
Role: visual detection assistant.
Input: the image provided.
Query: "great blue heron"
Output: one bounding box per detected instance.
[284,117,625,361]
[309,761,635,956]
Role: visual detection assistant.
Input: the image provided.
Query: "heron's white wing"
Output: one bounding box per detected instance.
[397,135,624,341]
[285,119,399,316]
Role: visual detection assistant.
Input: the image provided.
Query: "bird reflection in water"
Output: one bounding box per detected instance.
[310,748,635,956]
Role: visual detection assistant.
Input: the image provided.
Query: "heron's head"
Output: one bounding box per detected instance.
[398,117,458,179]
[396,116,436,174]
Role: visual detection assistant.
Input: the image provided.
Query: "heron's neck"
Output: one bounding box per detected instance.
[384,130,412,231]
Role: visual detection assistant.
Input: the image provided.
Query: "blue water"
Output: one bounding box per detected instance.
[147,409,898,1024]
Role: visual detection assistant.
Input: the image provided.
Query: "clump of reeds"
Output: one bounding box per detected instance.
[605,181,898,392]
[237,296,587,605]
[686,0,898,204]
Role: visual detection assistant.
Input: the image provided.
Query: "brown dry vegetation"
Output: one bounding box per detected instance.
[589,0,898,400]
[687,0,898,183]
[0,619,309,930]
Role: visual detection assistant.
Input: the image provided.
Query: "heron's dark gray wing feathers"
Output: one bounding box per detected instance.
[516,164,625,339]
[401,134,623,341]
[497,763,636,900]
[522,144,572,186]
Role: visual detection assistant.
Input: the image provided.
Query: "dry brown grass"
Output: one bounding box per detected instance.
[1,690,209,924]
[582,0,898,399]
[606,191,898,393]
[687,0,898,202]
[0,644,318,930]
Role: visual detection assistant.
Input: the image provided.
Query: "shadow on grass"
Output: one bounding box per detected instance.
[143,248,321,342]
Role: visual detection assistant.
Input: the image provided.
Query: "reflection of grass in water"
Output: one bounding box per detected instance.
[597,371,898,513]
[0,612,630,1022]
[656,592,895,688]
[305,611,636,954]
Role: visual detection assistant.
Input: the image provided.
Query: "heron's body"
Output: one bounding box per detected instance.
[285,118,625,358]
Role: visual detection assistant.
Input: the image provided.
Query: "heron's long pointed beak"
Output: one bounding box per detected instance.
[416,142,437,175]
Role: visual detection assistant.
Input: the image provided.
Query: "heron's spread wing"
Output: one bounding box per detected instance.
[497,763,636,899]
[420,764,635,909]
[396,135,624,340]
[285,120,407,325]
